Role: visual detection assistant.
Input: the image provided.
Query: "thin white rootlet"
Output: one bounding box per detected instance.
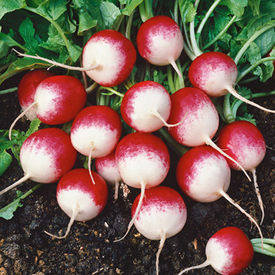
[134,203,187,240]
[57,188,101,221]
[82,39,125,85]
[96,162,121,186]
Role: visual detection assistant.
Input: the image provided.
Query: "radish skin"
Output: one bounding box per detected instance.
[132,186,187,275]
[0,128,77,195]
[217,120,267,224]
[178,227,254,275]
[188,51,275,114]
[115,132,170,241]
[45,168,108,239]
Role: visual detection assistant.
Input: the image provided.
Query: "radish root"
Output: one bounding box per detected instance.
[156,230,167,275]
[0,174,31,196]
[151,110,187,129]
[178,260,211,274]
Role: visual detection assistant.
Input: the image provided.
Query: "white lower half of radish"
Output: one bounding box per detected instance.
[57,189,102,221]
[71,126,119,157]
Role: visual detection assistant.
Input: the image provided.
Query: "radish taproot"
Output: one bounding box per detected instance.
[178,227,254,275]
[136,15,184,76]
[9,75,87,139]
[188,51,275,114]
[120,80,184,133]
[167,87,250,180]
[0,128,77,195]
[132,186,187,275]
[95,151,122,201]
[217,120,267,224]
[45,168,108,239]
[176,145,263,242]
[70,105,122,183]
[14,29,137,87]
[115,132,170,241]
[17,69,56,121]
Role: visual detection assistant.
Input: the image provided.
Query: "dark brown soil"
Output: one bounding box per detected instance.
[0,75,275,275]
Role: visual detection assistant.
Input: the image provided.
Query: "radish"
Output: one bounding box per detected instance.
[45,168,108,239]
[95,150,122,201]
[188,51,275,113]
[0,128,77,195]
[167,87,250,180]
[70,105,122,183]
[217,120,267,224]
[176,145,263,243]
[9,75,87,139]
[17,69,56,121]
[120,80,184,133]
[132,186,187,275]
[14,29,137,87]
[115,132,170,241]
[178,227,254,275]
[136,15,184,76]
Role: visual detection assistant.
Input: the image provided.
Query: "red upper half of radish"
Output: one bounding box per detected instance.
[115,132,170,189]
[136,15,183,74]
[56,168,108,221]
[82,29,136,87]
[33,75,87,125]
[216,120,266,171]
[20,128,77,183]
[70,105,122,158]
[120,80,171,132]
[188,52,238,97]
[131,186,187,240]
[167,87,219,147]
[205,227,254,275]
[17,69,56,120]
[176,145,231,202]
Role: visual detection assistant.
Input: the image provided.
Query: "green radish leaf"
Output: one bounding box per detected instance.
[0,150,13,176]
[0,0,26,20]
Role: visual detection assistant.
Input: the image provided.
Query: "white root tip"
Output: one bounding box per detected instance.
[156,231,166,275]
[220,190,264,250]
[227,85,275,114]
[205,136,251,182]
[170,59,182,77]
[114,181,120,202]
[114,181,146,242]
[251,168,265,225]
[178,260,211,275]
[0,174,31,196]
[44,204,79,239]
[151,110,187,129]
[88,148,96,185]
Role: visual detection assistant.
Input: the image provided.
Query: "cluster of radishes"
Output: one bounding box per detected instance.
[2,13,273,275]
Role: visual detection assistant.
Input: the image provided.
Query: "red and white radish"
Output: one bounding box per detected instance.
[132,186,187,275]
[115,132,170,241]
[120,80,184,133]
[70,105,122,183]
[17,69,56,121]
[136,15,184,76]
[178,227,254,275]
[95,151,122,201]
[176,145,263,242]
[217,120,267,224]
[10,75,87,139]
[188,51,275,113]
[167,87,250,180]
[45,168,108,239]
[14,30,137,87]
[0,128,77,195]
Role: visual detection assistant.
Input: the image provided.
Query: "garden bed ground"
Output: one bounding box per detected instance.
[0,75,275,275]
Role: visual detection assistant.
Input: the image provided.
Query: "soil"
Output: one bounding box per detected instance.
[0,74,275,275]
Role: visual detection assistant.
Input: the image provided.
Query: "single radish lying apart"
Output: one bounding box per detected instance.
[95,151,122,201]
[136,15,184,76]
[188,51,275,113]
[70,105,122,182]
[45,168,108,239]
[120,80,182,133]
[178,227,254,275]
[132,186,187,275]
[115,132,170,241]
[167,87,250,180]
[217,120,267,224]
[10,75,87,139]
[0,128,77,195]
[17,69,56,120]
[176,145,263,242]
